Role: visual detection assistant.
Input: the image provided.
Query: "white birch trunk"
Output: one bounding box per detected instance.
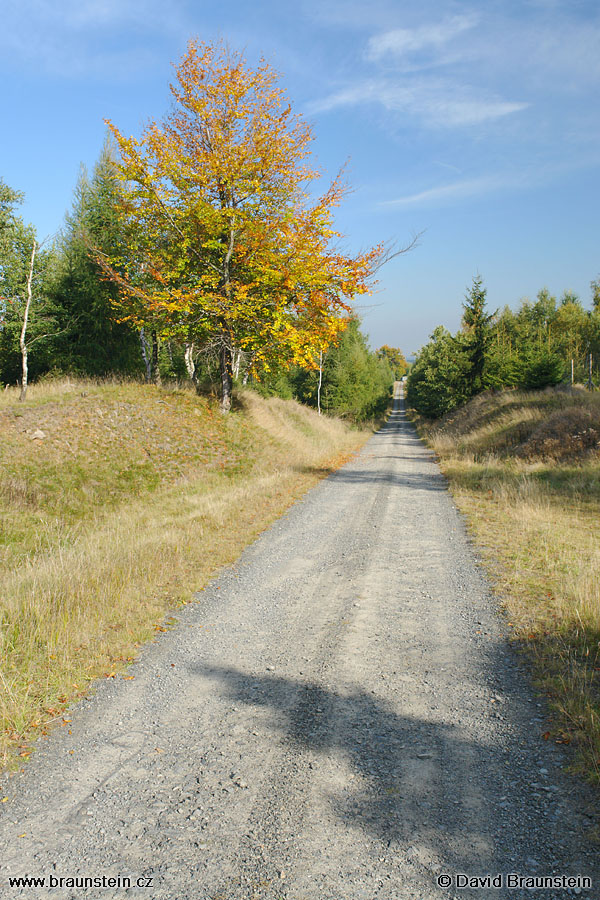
[232,349,242,381]
[184,342,196,383]
[317,350,323,416]
[139,328,152,382]
[19,240,36,402]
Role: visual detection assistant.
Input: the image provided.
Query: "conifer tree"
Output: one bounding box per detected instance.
[462,275,494,396]
[49,139,142,377]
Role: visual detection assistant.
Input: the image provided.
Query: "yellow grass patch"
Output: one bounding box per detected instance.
[413,388,600,780]
[0,379,370,769]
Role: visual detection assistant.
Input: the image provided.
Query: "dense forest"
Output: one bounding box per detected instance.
[408,275,600,418]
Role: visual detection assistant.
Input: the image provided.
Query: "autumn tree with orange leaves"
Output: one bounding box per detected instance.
[101,40,385,411]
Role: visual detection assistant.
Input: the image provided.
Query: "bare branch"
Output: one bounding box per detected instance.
[371,231,424,275]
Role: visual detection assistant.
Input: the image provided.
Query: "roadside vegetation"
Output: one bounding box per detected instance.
[412,387,600,780]
[0,41,400,771]
[407,275,600,779]
[0,40,408,414]
[0,378,373,769]
[408,276,600,419]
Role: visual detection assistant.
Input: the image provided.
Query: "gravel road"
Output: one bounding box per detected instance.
[1,386,598,900]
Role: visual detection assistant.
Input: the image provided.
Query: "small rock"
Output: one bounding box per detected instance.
[31,429,45,440]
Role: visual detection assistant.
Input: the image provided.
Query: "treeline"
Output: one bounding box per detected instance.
[0,148,404,423]
[1,146,149,389]
[0,41,411,421]
[408,275,600,418]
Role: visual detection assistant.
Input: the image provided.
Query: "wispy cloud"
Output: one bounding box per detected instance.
[380,150,600,208]
[380,175,510,208]
[307,79,528,127]
[0,0,189,78]
[365,15,477,61]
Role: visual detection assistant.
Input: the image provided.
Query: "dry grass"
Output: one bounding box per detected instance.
[0,379,370,769]
[413,387,600,779]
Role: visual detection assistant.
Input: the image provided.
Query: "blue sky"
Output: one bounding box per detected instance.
[2,0,599,354]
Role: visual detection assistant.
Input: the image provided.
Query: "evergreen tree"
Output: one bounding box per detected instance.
[462,275,493,396]
[49,139,142,377]
[591,278,600,312]
[406,326,471,418]
[484,306,526,388]
[521,346,564,389]
[289,319,393,421]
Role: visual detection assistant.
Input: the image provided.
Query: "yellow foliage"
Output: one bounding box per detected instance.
[100,41,382,399]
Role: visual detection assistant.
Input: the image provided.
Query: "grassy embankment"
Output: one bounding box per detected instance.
[0,379,372,769]
[412,388,600,779]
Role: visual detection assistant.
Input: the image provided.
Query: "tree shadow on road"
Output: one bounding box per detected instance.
[190,662,568,886]
[322,467,448,490]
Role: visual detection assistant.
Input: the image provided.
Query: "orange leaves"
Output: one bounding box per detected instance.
[102,39,382,390]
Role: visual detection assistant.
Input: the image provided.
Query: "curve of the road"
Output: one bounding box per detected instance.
[1,386,598,899]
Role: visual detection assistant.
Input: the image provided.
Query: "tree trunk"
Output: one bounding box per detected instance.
[232,348,242,381]
[220,344,233,413]
[19,240,36,402]
[139,328,152,382]
[151,330,161,386]
[317,350,323,416]
[167,340,175,369]
[184,342,200,392]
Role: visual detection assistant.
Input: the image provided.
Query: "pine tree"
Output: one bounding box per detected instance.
[462,275,494,396]
[406,326,471,418]
[49,139,142,377]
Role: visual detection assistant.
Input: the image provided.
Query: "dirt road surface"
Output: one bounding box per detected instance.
[1,387,598,899]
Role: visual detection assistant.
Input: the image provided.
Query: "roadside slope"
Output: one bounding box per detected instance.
[415,387,600,777]
[0,380,370,768]
[0,386,597,899]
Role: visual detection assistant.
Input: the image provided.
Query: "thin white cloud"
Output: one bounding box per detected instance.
[1,0,189,78]
[307,78,528,127]
[433,160,463,174]
[365,15,477,61]
[417,94,528,128]
[306,82,378,114]
[381,175,508,207]
[380,149,600,207]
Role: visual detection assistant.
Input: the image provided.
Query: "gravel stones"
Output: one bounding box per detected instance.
[0,387,598,899]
